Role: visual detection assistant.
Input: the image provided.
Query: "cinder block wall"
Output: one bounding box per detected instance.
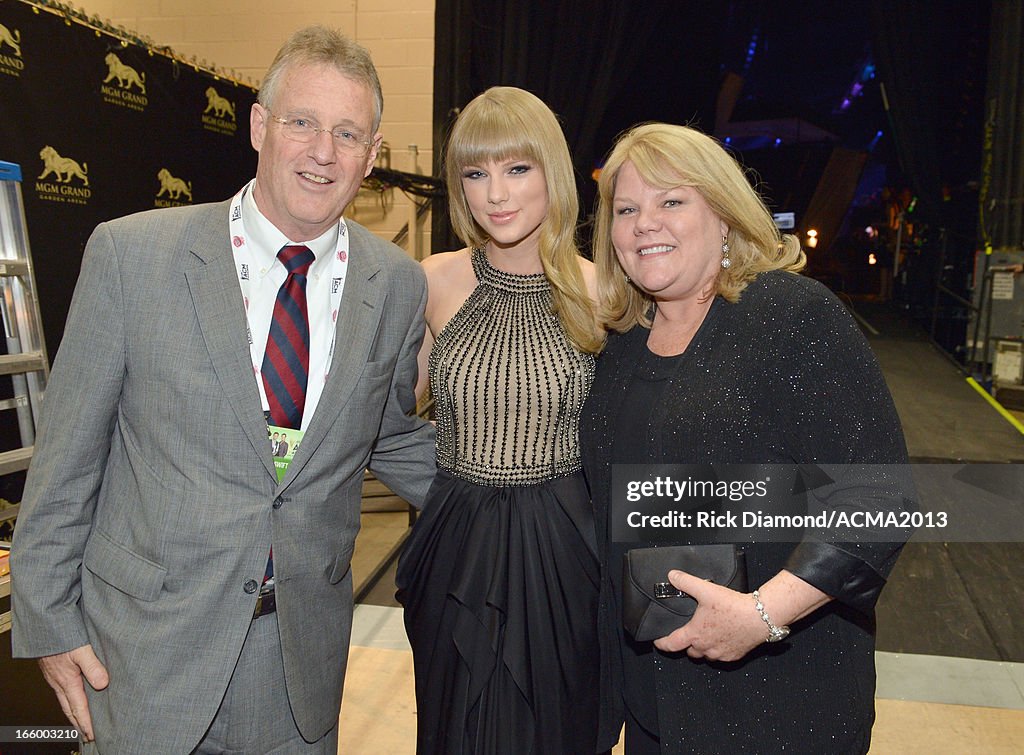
[76,0,435,254]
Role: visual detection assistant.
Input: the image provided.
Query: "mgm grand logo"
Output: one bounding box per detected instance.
[100,52,148,111]
[0,22,25,77]
[154,168,193,207]
[36,146,92,205]
[202,86,238,136]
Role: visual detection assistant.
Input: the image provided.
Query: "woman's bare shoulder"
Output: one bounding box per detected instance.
[422,247,474,281]
[576,255,598,301]
[422,248,478,326]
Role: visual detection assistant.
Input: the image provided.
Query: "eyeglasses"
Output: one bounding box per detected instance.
[267,110,375,156]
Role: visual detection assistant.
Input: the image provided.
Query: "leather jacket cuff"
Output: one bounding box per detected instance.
[784,541,886,615]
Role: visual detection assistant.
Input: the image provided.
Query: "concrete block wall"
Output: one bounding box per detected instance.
[74,0,435,255]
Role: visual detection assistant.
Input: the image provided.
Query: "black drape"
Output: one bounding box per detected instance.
[980,0,1024,249]
[870,0,990,231]
[870,1,947,227]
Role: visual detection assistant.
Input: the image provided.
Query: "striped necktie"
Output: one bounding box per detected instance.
[262,244,315,429]
[260,245,314,593]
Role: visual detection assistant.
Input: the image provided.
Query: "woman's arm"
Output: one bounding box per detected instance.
[652,568,830,660]
[414,248,477,402]
[654,278,914,660]
[414,323,435,403]
[778,286,914,611]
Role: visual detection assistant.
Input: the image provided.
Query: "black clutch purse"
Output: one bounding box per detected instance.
[622,544,748,642]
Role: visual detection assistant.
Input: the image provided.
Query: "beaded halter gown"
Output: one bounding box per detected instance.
[396,248,600,754]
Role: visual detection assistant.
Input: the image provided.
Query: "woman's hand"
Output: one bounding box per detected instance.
[653,569,831,661]
[652,571,766,660]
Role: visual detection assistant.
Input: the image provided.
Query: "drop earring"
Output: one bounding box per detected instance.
[720,236,731,269]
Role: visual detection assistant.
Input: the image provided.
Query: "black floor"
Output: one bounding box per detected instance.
[878,541,1024,662]
[852,300,1024,662]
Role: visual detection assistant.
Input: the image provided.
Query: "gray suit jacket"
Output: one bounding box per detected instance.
[11,199,436,753]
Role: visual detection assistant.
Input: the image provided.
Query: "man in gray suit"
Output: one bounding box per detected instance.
[11,26,435,754]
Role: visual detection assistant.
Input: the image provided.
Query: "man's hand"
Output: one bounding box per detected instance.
[38,644,109,742]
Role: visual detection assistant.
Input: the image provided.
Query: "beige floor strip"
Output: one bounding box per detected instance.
[871,699,1024,754]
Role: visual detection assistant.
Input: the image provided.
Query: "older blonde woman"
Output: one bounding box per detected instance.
[396,87,602,754]
[581,123,913,754]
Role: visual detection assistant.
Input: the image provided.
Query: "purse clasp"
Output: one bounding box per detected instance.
[653,582,687,599]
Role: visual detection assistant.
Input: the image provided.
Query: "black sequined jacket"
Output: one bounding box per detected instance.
[580,270,914,753]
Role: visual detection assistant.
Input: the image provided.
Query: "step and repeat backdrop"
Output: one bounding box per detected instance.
[1,0,259,358]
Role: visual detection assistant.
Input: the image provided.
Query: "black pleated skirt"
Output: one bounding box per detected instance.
[395,469,600,755]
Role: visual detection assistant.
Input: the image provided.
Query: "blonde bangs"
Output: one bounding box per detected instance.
[446,105,541,172]
[449,128,540,172]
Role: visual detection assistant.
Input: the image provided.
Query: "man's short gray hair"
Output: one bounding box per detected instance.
[258,25,383,131]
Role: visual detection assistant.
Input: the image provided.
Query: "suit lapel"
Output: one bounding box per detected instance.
[277,236,384,486]
[184,205,278,480]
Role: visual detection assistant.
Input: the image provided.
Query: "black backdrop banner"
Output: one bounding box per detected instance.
[0,0,259,357]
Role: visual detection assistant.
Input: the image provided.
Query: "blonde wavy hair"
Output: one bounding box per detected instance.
[444,87,602,354]
[593,123,806,333]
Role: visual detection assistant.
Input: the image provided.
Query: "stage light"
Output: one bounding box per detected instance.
[806,229,818,248]
[868,253,877,265]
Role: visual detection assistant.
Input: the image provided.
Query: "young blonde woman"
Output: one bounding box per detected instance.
[396,87,603,754]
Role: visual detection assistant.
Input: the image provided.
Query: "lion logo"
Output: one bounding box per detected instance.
[156,168,193,201]
[204,86,236,120]
[38,146,89,186]
[0,23,20,57]
[103,52,146,93]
